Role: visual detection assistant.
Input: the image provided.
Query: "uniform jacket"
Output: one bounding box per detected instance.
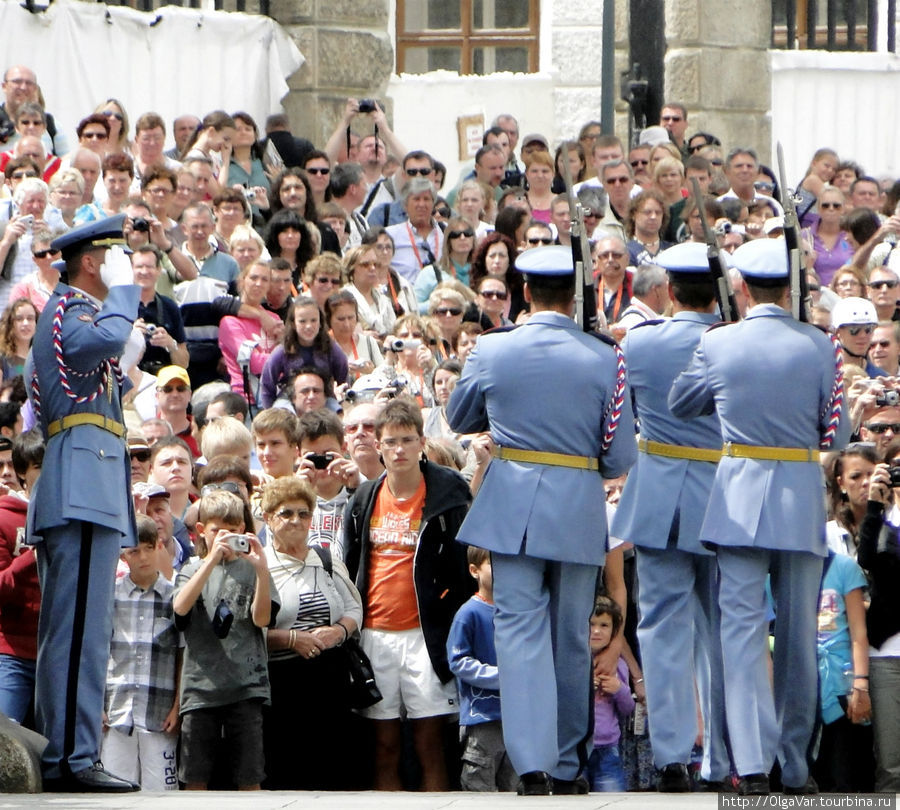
[613,311,721,553]
[26,283,140,539]
[668,303,850,552]
[342,460,473,683]
[446,311,637,565]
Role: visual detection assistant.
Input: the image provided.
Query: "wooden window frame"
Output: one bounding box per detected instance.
[396,0,540,75]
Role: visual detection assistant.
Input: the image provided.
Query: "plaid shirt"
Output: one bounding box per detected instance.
[105,573,179,734]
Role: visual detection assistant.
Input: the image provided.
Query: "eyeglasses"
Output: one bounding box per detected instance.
[158,384,189,393]
[754,182,775,193]
[306,167,330,175]
[200,482,243,497]
[32,249,59,259]
[103,111,125,121]
[345,421,375,433]
[630,159,649,167]
[448,229,474,239]
[130,450,152,463]
[528,237,554,245]
[597,251,625,260]
[868,279,898,290]
[82,131,107,140]
[605,176,631,185]
[819,201,843,210]
[480,290,508,300]
[315,276,340,285]
[661,115,683,122]
[406,167,432,177]
[435,307,462,316]
[380,435,422,449]
[146,186,173,196]
[275,507,313,521]
[11,171,37,180]
[864,423,900,434]
[584,210,602,219]
[845,325,876,336]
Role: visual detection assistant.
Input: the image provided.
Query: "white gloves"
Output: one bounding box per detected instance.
[100,245,135,289]
[119,326,145,374]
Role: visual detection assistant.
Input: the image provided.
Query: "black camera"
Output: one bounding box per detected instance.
[358,99,378,114]
[132,216,150,233]
[890,466,900,488]
[306,452,335,470]
[876,390,900,407]
[212,599,234,639]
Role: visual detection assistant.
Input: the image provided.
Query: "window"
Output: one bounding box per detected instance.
[396,0,539,75]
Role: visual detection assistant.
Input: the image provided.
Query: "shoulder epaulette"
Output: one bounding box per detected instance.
[587,329,619,348]
[705,320,733,333]
[630,318,665,331]
[483,324,518,335]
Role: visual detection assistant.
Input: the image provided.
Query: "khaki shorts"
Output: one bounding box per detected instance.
[359,627,458,720]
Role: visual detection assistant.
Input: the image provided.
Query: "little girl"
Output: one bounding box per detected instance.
[588,596,635,792]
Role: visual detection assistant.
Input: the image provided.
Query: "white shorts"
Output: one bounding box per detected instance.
[360,626,458,720]
[101,726,178,791]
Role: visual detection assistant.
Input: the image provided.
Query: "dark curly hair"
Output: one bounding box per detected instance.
[468,231,522,299]
[270,167,318,222]
[264,209,317,277]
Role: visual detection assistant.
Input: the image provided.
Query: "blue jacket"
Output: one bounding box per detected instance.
[447,311,637,565]
[669,304,850,553]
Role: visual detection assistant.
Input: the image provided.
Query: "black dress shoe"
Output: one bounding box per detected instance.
[517,770,552,796]
[552,773,590,794]
[737,772,770,795]
[783,776,818,795]
[45,762,139,793]
[657,762,691,792]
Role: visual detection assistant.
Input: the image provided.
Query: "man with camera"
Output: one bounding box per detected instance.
[132,245,189,374]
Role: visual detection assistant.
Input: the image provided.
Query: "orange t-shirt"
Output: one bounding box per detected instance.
[364,478,426,630]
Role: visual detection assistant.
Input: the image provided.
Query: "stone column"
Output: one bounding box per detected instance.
[267,0,393,147]
[664,0,773,162]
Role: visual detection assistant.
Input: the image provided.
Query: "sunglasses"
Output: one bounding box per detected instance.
[130,449,151,463]
[345,421,375,433]
[82,132,108,140]
[846,325,876,336]
[448,229,474,239]
[630,159,649,167]
[275,507,313,521]
[306,167,330,175]
[406,167,432,176]
[435,307,462,316]
[754,182,775,193]
[480,290,508,300]
[605,176,630,185]
[315,276,340,285]
[864,423,900,434]
[158,384,189,393]
[11,171,37,180]
[597,251,625,260]
[32,249,59,259]
[869,279,898,290]
[661,115,683,122]
[102,111,124,121]
[528,237,553,245]
[819,201,843,210]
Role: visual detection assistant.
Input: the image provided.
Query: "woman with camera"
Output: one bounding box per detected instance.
[368,314,438,408]
[324,289,383,381]
[260,476,362,790]
[857,439,900,792]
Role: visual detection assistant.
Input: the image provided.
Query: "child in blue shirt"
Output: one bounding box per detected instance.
[446,546,516,791]
[588,596,634,792]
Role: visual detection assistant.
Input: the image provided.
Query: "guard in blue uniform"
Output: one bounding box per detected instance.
[26,215,141,792]
[669,238,850,795]
[611,242,730,791]
[447,245,637,795]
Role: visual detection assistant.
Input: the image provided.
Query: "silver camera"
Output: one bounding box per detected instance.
[390,338,421,352]
[223,533,250,553]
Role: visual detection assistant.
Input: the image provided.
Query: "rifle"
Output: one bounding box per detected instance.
[560,151,597,332]
[689,177,739,322]
[776,141,809,322]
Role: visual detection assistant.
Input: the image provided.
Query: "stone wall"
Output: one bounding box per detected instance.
[268,0,393,147]
[664,0,773,163]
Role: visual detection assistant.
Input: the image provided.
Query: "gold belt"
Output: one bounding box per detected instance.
[638,438,720,463]
[722,441,819,462]
[492,446,599,471]
[47,413,126,439]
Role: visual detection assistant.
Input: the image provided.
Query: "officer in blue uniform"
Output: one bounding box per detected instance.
[447,245,637,795]
[26,215,141,792]
[611,242,730,791]
[669,238,850,795]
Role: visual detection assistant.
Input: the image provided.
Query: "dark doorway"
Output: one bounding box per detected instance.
[628,0,666,143]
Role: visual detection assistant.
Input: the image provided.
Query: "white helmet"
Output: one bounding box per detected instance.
[831,296,877,329]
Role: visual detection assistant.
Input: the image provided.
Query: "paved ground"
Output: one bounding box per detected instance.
[0,791,724,810]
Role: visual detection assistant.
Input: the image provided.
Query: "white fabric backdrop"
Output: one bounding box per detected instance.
[0,0,304,151]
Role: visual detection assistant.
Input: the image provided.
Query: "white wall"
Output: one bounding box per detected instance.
[771,49,900,181]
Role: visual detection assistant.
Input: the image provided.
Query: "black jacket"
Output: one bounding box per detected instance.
[858,500,900,649]
[342,461,473,682]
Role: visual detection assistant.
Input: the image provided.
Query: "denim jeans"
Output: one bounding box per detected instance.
[0,653,36,723]
[588,743,626,792]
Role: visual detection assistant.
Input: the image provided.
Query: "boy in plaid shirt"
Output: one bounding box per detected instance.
[101,515,181,790]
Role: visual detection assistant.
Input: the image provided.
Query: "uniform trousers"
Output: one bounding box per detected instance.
[716,546,822,787]
[34,522,121,779]
[491,551,596,779]
[636,543,730,780]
